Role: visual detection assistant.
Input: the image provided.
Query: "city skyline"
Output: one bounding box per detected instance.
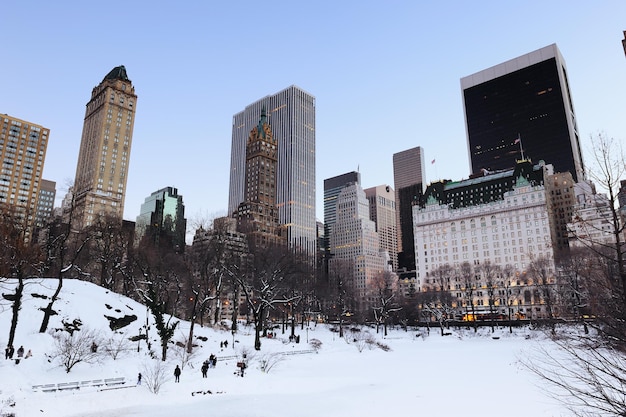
[1,2,624,241]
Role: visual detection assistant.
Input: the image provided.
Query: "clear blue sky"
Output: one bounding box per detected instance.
[1,1,625,234]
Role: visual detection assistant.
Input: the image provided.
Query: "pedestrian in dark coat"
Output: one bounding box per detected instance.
[201,361,209,378]
[17,346,24,358]
[137,373,142,385]
[174,365,181,383]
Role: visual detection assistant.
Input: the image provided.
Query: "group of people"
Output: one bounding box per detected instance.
[200,354,218,377]
[5,345,31,362]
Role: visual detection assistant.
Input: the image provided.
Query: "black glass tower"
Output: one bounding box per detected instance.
[461,44,584,182]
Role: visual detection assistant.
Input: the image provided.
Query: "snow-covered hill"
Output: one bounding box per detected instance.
[0,278,565,417]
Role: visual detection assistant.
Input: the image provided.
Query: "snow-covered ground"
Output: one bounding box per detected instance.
[0,279,567,417]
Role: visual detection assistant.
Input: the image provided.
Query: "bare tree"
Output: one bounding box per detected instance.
[528,255,557,334]
[478,261,501,332]
[459,261,478,331]
[0,204,45,346]
[584,134,626,302]
[526,134,626,416]
[327,259,356,338]
[522,335,626,417]
[39,190,90,334]
[186,219,243,353]
[235,245,300,350]
[127,244,186,361]
[501,264,516,333]
[370,270,401,336]
[141,359,169,394]
[51,327,102,373]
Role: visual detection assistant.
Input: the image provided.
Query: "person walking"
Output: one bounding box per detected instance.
[16,346,24,358]
[201,361,209,378]
[174,365,181,383]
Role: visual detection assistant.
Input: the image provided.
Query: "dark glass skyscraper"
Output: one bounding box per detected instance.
[135,186,186,251]
[461,44,584,181]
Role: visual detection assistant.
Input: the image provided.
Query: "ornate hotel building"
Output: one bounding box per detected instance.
[73,66,137,228]
[413,161,561,320]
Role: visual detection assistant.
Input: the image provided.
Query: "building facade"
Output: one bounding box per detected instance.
[364,184,398,271]
[135,186,186,251]
[393,146,425,270]
[461,44,584,181]
[73,66,137,228]
[0,114,50,240]
[228,86,316,257]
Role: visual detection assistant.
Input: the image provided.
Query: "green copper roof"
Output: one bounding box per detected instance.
[257,107,268,138]
[103,66,129,82]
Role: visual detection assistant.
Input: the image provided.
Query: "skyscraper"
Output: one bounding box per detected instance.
[73,66,137,228]
[228,85,315,256]
[0,114,50,240]
[135,186,186,251]
[461,44,583,181]
[233,109,284,249]
[323,172,361,246]
[364,184,398,271]
[329,182,387,309]
[392,146,425,270]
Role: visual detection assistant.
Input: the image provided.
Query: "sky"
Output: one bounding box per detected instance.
[1,2,625,233]
[1,278,569,417]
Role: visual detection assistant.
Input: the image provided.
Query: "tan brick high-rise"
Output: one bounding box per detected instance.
[0,114,49,240]
[73,66,137,227]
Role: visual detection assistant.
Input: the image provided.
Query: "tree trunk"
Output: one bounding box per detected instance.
[8,276,24,347]
[40,276,62,333]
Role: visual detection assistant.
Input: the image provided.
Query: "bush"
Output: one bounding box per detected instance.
[50,327,102,373]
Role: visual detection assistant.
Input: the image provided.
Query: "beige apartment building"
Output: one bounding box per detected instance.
[0,114,49,240]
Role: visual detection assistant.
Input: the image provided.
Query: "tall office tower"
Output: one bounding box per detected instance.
[461,44,584,181]
[328,182,387,310]
[34,179,56,228]
[0,115,49,240]
[228,86,315,256]
[233,110,285,249]
[135,186,187,251]
[364,185,398,271]
[73,66,137,228]
[323,172,361,250]
[392,146,425,271]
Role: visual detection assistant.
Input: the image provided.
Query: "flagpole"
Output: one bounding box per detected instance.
[516,133,524,160]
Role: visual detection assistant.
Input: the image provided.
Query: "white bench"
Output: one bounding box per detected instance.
[32,377,126,392]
